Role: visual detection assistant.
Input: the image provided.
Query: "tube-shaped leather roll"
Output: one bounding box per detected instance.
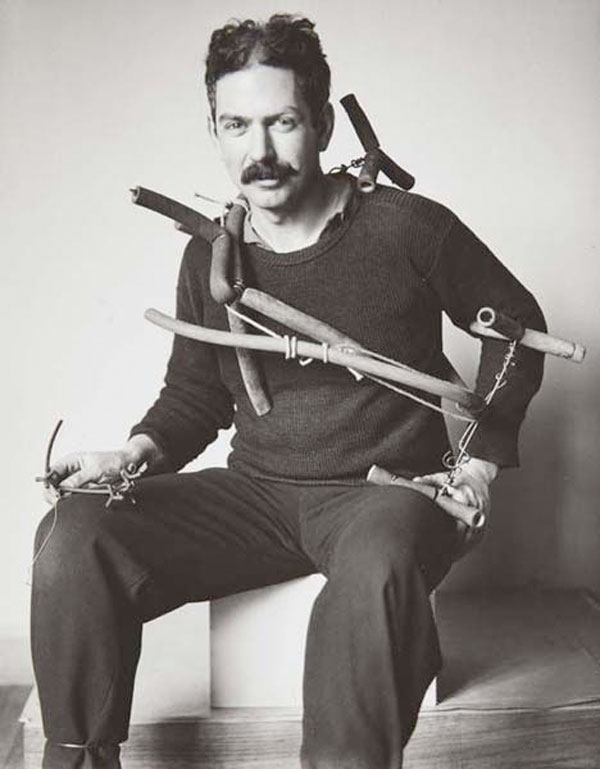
[378,149,415,191]
[340,93,380,151]
[131,186,222,242]
[225,202,247,286]
[210,232,238,304]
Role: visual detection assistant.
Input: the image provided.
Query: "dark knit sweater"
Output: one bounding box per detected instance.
[130,184,545,481]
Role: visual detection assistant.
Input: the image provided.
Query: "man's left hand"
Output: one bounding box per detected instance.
[413,457,498,518]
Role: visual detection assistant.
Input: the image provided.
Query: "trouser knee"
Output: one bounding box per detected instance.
[32,495,116,589]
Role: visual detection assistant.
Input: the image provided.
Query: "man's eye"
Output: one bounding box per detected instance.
[223,120,246,135]
[274,116,297,132]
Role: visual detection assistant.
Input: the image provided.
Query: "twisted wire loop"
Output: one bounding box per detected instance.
[442,340,518,490]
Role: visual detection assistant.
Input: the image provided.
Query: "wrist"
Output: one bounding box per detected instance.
[123,434,164,468]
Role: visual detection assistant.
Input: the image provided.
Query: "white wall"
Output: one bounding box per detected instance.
[2,0,599,636]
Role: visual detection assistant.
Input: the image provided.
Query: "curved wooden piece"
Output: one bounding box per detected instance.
[367,464,486,529]
[226,308,271,416]
[144,308,486,417]
[240,288,362,350]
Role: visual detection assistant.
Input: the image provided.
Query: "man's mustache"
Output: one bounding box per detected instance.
[241,160,296,185]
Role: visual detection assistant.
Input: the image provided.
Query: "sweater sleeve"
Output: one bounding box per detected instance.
[426,214,546,468]
[129,238,234,471]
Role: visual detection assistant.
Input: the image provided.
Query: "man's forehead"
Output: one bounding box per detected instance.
[214,64,307,118]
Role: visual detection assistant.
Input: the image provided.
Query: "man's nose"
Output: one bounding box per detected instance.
[248,125,275,162]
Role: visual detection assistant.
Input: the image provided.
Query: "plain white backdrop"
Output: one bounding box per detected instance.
[2,0,599,642]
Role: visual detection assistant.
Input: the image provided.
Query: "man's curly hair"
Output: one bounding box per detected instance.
[205,14,331,125]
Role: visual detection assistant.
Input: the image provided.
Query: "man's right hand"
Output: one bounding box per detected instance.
[42,434,165,504]
[49,450,134,491]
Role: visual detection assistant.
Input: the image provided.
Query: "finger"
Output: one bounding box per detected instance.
[445,484,477,508]
[43,485,60,506]
[60,468,97,490]
[48,454,81,484]
[412,473,449,489]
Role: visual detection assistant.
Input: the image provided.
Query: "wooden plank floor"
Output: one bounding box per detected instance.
[17,589,600,768]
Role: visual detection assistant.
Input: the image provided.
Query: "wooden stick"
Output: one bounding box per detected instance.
[240,288,362,350]
[144,308,486,416]
[470,309,586,363]
[240,287,475,394]
[367,464,486,529]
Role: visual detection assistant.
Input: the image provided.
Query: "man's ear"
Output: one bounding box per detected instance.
[317,102,335,152]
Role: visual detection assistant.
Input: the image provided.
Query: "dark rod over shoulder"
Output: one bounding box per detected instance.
[130,186,222,243]
[340,94,415,190]
[340,94,380,151]
[378,149,415,192]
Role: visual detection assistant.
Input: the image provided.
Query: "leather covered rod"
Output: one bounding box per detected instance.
[470,307,586,363]
[130,186,222,242]
[340,94,415,191]
[209,201,248,304]
[367,464,486,529]
[377,148,415,192]
[224,202,272,415]
[340,94,380,150]
[144,308,486,416]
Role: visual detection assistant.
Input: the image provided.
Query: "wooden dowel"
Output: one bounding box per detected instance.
[470,320,586,363]
[367,464,486,529]
[145,308,486,416]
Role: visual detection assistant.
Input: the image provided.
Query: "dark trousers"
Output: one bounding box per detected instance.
[32,468,458,769]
